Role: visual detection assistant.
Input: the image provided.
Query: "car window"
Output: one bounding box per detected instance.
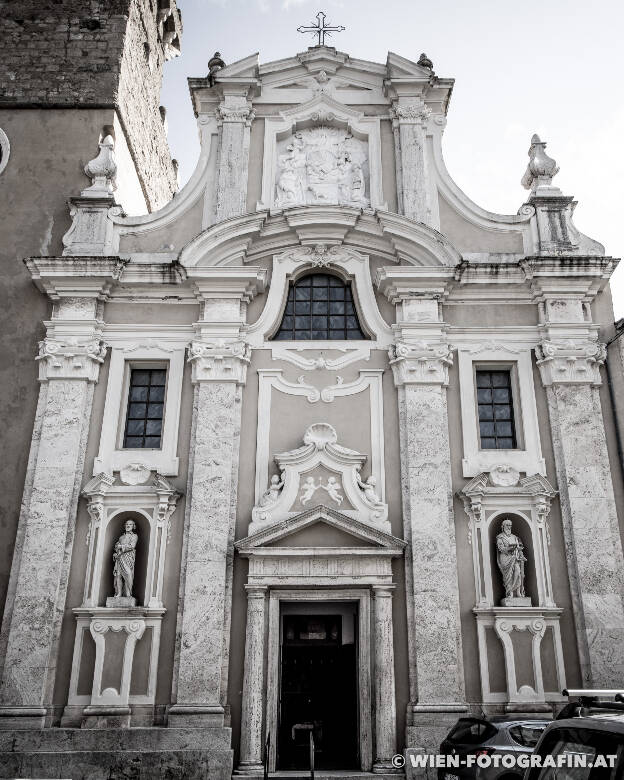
[529,726,624,780]
[447,719,497,745]
[509,724,547,748]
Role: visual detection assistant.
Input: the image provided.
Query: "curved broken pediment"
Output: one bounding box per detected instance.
[250,423,389,536]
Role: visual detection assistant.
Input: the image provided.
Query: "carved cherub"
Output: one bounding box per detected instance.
[300,476,319,505]
[356,473,383,506]
[324,476,343,505]
[259,473,284,507]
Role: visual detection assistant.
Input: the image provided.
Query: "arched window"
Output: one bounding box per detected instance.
[273,273,367,341]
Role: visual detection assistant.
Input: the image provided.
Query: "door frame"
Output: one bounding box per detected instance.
[266,589,372,772]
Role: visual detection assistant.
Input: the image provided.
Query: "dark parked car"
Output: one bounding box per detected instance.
[524,689,624,780]
[439,716,549,780]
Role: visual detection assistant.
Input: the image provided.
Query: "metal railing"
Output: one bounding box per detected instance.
[309,729,315,779]
[264,733,270,780]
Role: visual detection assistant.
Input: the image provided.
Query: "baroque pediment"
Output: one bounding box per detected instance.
[237,504,405,554]
[250,423,389,536]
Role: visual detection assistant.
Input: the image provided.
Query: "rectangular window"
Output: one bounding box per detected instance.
[475,369,517,449]
[123,367,166,449]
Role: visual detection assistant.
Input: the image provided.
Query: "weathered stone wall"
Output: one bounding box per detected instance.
[0,0,180,209]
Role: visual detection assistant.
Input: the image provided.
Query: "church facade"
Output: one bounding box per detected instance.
[1,4,624,778]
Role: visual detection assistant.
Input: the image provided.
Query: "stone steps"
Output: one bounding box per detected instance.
[267,773,404,779]
[0,727,234,779]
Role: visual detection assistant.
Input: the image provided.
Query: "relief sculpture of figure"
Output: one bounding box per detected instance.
[275,133,306,207]
[356,473,383,507]
[113,519,138,600]
[496,517,528,603]
[259,473,284,507]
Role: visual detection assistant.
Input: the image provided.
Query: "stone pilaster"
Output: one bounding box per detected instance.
[0,291,108,727]
[170,270,264,728]
[372,585,399,774]
[537,339,624,686]
[380,280,467,753]
[391,100,432,225]
[235,586,267,776]
[215,98,255,222]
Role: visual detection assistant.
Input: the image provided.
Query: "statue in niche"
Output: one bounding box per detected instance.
[259,473,284,507]
[496,517,530,606]
[274,126,369,209]
[107,519,138,607]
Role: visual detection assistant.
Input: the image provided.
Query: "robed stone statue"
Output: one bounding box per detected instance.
[496,517,530,606]
[107,518,138,607]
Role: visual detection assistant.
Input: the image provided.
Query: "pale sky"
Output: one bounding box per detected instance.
[161,0,624,318]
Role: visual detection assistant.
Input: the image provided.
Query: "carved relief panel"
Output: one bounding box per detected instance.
[274,126,370,209]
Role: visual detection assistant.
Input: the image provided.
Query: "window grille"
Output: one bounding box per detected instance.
[273,273,366,341]
[476,369,517,449]
[123,368,166,449]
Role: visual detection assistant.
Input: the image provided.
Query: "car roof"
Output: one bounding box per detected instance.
[545,714,624,733]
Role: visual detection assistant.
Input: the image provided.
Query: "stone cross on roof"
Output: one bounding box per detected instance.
[297,11,345,46]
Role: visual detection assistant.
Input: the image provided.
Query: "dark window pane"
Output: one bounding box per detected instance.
[494,405,511,420]
[144,436,161,448]
[272,273,366,341]
[149,386,165,402]
[481,438,497,449]
[498,438,514,449]
[477,388,492,403]
[313,286,328,300]
[479,422,495,436]
[478,404,493,420]
[295,301,310,315]
[476,373,491,388]
[124,436,143,448]
[146,419,162,436]
[495,422,513,437]
[126,419,145,436]
[492,372,509,387]
[132,370,150,385]
[151,370,166,385]
[493,388,510,402]
[128,403,147,419]
[147,403,163,419]
[130,386,149,402]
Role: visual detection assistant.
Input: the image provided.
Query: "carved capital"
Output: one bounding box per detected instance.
[217,103,255,126]
[391,102,432,126]
[187,339,251,384]
[36,337,107,382]
[535,339,606,386]
[389,340,453,386]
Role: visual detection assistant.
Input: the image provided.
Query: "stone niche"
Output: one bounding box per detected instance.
[62,469,180,728]
[459,467,567,710]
